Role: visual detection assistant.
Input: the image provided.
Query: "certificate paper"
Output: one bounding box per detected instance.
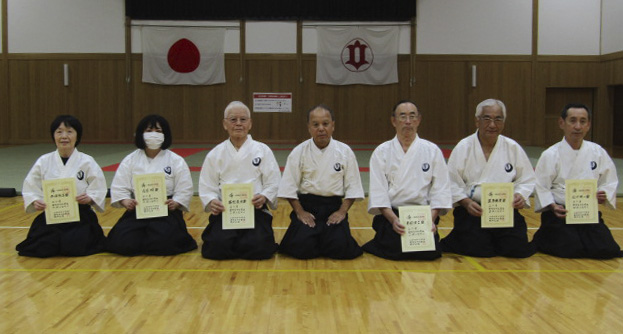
[222,183,255,230]
[481,183,514,228]
[399,205,435,252]
[42,178,80,224]
[133,173,168,219]
[565,179,598,224]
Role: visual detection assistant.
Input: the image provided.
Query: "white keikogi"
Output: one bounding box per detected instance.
[534,138,618,212]
[22,149,107,213]
[110,149,193,211]
[447,131,535,206]
[199,135,280,210]
[368,135,452,215]
[278,138,364,200]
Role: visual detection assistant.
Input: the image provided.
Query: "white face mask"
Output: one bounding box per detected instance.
[143,132,165,150]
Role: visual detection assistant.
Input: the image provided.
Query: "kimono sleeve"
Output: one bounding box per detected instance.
[84,157,108,212]
[198,150,221,212]
[110,155,135,208]
[171,155,193,212]
[259,146,281,210]
[22,157,45,213]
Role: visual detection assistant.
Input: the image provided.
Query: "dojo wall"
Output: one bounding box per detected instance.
[1,0,623,147]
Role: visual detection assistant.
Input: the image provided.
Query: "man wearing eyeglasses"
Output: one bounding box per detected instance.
[199,101,281,259]
[440,98,536,258]
[278,104,364,259]
[364,100,452,260]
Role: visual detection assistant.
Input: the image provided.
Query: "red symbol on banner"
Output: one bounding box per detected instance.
[167,39,200,73]
[341,38,374,72]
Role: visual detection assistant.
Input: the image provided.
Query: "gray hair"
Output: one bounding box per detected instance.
[223,101,251,119]
[475,99,506,120]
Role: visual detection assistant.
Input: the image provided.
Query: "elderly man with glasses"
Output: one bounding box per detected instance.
[363,100,452,260]
[199,101,281,260]
[440,98,536,258]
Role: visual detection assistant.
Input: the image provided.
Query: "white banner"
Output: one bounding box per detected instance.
[316,26,398,85]
[142,26,225,85]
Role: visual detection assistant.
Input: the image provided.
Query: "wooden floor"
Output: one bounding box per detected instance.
[1,197,622,334]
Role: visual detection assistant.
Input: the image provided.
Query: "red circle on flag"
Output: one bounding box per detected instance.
[167,39,200,73]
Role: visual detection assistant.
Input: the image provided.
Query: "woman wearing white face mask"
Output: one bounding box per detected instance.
[107,115,197,256]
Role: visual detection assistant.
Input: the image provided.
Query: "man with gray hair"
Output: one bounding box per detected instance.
[199,101,281,259]
[440,98,536,257]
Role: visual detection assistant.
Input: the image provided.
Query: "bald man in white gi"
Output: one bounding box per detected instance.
[440,99,536,258]
[364,100,452,260]
[199,101,281,260]
[278,104,364,259]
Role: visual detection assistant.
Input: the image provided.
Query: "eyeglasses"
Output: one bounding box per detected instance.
[226,117,249,124]
[395,113,419,122]
[479,116,504,124]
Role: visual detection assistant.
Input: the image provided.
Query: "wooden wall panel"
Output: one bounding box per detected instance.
[604,57,623,85]
[412,61,467,143]
[245,58,300,143]
[8,58,128,144]
[466,61,533,145]
[536,61,608,146]
[68,60,128,143]
[544,88,595,147]
[9,60,69,143]
[0,59,8,144]
[3,53,623,147]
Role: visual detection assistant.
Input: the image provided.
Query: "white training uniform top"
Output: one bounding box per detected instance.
[199,135,281,211]
[534,138,618,212]
[22,149,107,213]
[368,135,452,215]
[278,138,364,200]
[447,131,535,207]
[110,149,193,211]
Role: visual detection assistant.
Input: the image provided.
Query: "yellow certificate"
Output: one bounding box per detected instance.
[222,183,255,230]
[133,173,168,219]
[481,183,514,228]
[565,179,598,224]
[42,178,80,224]
[399,205,436,252]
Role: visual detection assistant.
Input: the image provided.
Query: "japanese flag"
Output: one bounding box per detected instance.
[316,26,398,86]
[142,26,225,85]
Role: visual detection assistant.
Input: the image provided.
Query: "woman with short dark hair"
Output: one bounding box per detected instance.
[17,115,107,257]
[106,115,197,256]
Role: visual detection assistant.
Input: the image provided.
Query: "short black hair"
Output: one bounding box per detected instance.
[561,103,592,120]
[307,104,334,122]
[50,115,83,147]
[134,114,173,150]
[392,99,418,116]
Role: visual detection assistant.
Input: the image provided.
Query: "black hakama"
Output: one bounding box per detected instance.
[440,206,536,258]
[278,194,363,259]
[16,204,106,258]
[201,208,278,260]
[532,210,622,259]
[362,209,442,261]
[106,209,197,256]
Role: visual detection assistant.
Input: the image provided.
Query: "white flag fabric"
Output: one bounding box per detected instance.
[316,26,398,85]
[142,26,225,85]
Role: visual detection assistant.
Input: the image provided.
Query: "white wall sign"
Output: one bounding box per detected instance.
[252,93,292,113]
